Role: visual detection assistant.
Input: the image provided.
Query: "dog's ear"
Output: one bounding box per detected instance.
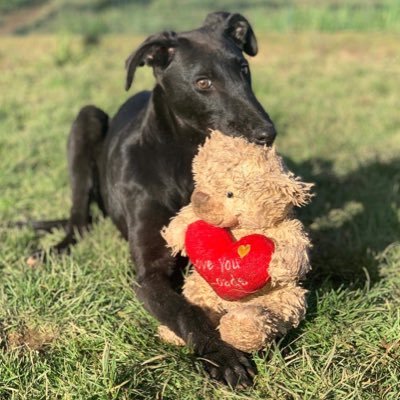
[203,12,258,56]
[125,31,178,91]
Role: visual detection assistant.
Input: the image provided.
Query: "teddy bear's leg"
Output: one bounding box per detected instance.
[157,325,186,346]
[218,286,307,353]
[218,305,281,353]
[259,285,308,335]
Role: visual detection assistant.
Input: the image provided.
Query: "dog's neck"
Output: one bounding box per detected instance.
[143,84,206,148]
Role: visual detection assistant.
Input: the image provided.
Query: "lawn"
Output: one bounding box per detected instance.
[1,0,400,35]
[0,28,399,400]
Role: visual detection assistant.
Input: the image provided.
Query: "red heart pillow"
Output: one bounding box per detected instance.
[185,220,275,301]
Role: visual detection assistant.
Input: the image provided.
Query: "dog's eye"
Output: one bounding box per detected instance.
[241,64,249,75]
[226,191,234,198]
[195,78,213,90]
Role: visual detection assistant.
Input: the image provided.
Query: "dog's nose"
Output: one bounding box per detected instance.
[253,128,276,146]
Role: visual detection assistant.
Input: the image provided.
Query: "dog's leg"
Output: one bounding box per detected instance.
[129,205,256,388]
[28,106,108,264]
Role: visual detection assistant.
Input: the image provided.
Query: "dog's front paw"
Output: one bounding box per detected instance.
[199,339,257,388]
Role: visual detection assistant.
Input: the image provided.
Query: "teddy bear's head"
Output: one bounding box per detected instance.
[191,130,313,229]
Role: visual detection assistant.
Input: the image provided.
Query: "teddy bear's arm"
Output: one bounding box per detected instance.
[266,219,311,285]
[161,204,198,256]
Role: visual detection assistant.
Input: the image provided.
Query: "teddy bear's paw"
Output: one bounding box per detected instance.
[219,307,280,352]
[157,325,185,346]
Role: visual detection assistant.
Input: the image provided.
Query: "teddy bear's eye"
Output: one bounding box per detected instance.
[226,191,234,198]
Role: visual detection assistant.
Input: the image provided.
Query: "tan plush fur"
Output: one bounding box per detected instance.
[158,130,314,352]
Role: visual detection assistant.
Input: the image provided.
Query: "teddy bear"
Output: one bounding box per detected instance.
[158,130,314,352]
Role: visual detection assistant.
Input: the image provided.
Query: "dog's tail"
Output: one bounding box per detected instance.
[3,219,69,233]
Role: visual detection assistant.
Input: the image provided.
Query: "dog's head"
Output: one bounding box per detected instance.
[125,12,276,146]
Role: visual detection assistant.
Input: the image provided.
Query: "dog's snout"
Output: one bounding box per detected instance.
[191,191,210,206]
[253,127,276,146]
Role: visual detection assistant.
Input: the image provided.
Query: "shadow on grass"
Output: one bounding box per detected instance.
[287,156,400,289]
[274,156,400,352]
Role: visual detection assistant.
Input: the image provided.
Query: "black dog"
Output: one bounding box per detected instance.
[27,12,276,387]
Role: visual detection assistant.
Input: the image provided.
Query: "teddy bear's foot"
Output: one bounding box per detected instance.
[218,306,280,353]
[157,325,186,346]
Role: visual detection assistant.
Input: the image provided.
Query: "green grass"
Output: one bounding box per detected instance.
[0,33,400,399]
[0,0,45,13]
[3,0,400,35]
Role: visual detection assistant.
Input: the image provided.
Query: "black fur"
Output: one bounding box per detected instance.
[27,12,277,387]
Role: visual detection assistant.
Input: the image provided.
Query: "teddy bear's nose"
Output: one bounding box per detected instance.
[191,191,210,206]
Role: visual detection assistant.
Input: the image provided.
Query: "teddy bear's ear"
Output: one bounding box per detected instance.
[262,147,314,206]
[286,178,314,207]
